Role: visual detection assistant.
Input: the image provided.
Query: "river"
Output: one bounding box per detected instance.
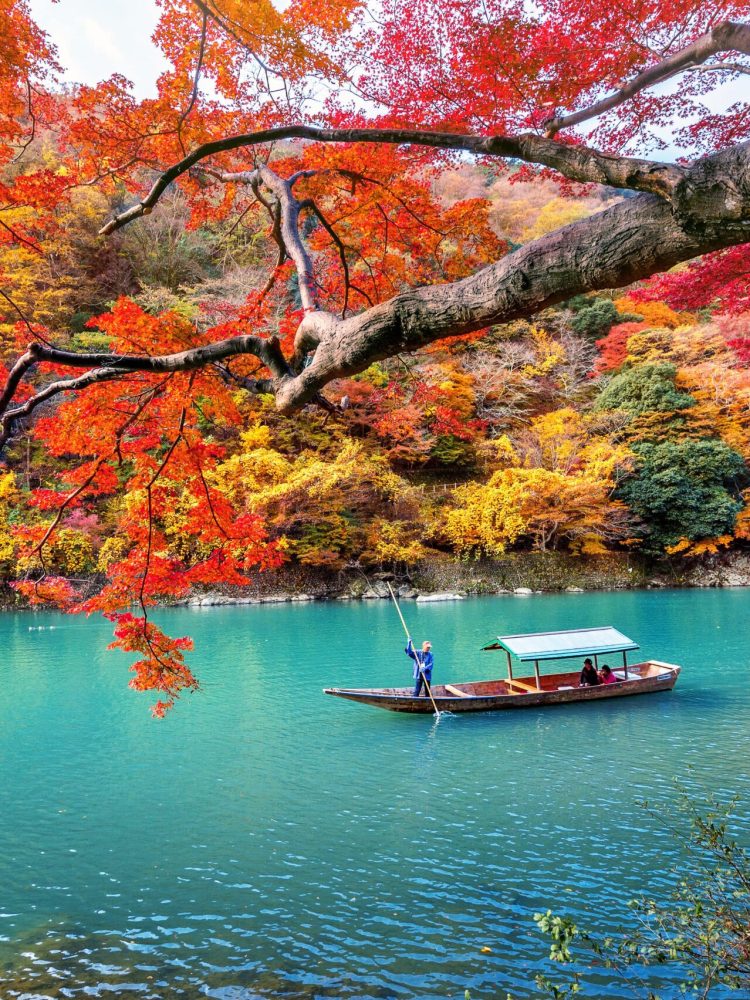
[0,589,748,999]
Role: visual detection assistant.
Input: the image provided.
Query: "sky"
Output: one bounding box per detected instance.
[28,0,169,96]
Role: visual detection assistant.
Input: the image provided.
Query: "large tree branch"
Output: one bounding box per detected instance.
[18,334,291,377]
[0,335,291,453]
[545,20,750,136]
[0,367,131,450]
[6,141,750,443]
[99,126,686,237]
[271,141,750,411]
[203,165,320,312]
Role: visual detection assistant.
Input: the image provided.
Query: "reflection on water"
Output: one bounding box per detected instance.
[0,591,749,998]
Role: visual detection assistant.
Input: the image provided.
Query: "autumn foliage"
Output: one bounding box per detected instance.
[0,1,750,710]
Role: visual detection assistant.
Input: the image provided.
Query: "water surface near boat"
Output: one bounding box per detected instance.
[0,589,749,999]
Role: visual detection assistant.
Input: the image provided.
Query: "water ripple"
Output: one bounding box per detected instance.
[0,592,749,998]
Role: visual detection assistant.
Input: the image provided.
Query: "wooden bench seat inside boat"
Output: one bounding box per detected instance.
[444,684,470,698]
[505,678,540,693]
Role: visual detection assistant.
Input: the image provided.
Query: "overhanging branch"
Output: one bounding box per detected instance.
[0,335,292,453]
[273,142,750,411]
[99,125,686,236]
[5,139,749,444]
[545,20,750,136]
[22,334,291,377]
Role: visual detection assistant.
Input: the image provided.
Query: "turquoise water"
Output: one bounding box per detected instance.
[0,589,749,999]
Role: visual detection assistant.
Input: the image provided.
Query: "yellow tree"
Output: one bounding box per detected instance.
[443,467,632,555]
[444,407,633,554]
[0,468,17,568]
[214,437,425,569]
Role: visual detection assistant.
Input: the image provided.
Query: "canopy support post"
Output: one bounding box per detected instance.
[622,650,629,678]
[534,660,541,690]
[594,653,599,669]
[506,651,513,681]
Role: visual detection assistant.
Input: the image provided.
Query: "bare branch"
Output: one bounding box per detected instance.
[99,125,686,236]
[0,350,38,415]
[204,165,320,311]
[212,361,274,395]
[688,60,750,76]
[0,335,292,453]
[0,367,131,451]
[21,334,291,378]
[176,5,209,154]
[545,20,750,136]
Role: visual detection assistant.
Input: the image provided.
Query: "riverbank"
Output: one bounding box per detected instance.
[2,549,749,611]
[178,552,650,606]
[158,549,750,604]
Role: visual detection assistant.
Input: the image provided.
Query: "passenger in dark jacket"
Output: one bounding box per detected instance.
[579,658,600,687]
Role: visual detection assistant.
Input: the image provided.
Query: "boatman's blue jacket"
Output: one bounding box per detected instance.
[406,640,434,680]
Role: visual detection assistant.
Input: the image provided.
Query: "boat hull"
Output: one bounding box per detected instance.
[324,661,680,713]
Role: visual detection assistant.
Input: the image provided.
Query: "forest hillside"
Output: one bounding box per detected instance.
[2,135,750,606]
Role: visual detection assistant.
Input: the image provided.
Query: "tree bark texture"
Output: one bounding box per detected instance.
[274,142,750,411]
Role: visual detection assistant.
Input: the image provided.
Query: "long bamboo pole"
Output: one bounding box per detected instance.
[387,582,440,718]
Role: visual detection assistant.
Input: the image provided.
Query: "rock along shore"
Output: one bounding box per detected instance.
[136,550,750,608]
[4,550,750,611]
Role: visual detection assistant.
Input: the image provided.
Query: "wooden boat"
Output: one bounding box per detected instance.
[324,626,680,713]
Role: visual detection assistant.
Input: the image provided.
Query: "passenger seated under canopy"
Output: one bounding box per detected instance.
[579,658,600,687]
[599,664,618,685]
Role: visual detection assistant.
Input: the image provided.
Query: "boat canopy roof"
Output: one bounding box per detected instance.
[482,626,639,661]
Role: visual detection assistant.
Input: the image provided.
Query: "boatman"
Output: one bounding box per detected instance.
[406,639,434,697]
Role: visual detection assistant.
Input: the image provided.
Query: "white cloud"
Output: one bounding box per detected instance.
[28,0,168,96]
[81,16,127,68]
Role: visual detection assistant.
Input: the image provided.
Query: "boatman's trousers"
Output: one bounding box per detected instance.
[413,673,432,697]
